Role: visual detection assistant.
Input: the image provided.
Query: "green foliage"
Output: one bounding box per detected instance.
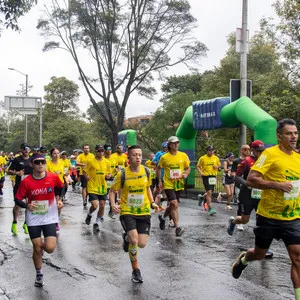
[37,0,207,146]
[43,76,81,124]
[0,0,36,31]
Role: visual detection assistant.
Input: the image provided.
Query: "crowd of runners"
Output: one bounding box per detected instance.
[1,118,300,299]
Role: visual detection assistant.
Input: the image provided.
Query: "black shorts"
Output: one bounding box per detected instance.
[28,223,57,240]
[80,175,87,188]
[202,176,216,192]
[88,193,108,201]
[120,215,151,235]
[254,215,300,249]
[239,187,260,215]
[164,189,181,202]
[224,176,234,185]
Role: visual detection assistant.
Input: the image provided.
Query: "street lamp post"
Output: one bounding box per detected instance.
[8,67,29,142]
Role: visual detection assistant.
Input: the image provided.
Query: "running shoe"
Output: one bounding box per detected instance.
[208,208,216,215]
[56,224,60,231]
[23,223,29,234]
[227,216,236,235]
[0,190,3,196]
[158,215,166,230]
[83,200,87,207]
[237,224,244,231]
[197,194,204,206]
[265,249,274,259]
[175,227,185,237]
[108,211,116,219]
[93,223,100,232]
[85,214,92,225]
[226,205,233,210]
[232,251,248,279]
[34,274,44,287]
[169,219,175,228]
[122,232,129,252]
[11,222,18,235]
[131,268,143,283]
[203,202,208,211]
[217,192,222,202]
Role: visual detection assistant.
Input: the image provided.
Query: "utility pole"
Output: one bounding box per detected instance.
[239,0,248,146]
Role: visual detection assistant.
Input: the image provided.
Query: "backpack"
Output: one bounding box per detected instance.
[120,166,150,189]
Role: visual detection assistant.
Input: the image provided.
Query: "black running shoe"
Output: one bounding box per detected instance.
[34,274,44,287]
[131,268,143,283]
[175,226,185,237]
[158,215,165,230]
[93,223,100,232]
[83,200,87,207]
[265,249,273,259]
[122,232,129,252]
[232,251,248,279]
[85,214,92,225]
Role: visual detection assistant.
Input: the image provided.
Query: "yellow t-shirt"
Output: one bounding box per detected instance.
[60,158,71,175]
[252,145,300,221]
[0,156,6,178]
[197,154,221,176]
[84,157,111,195]
[145,159,156,179]
[111,166,151,216]
[77,153,95,175]
[158,151,190,191]
[105,155,118,177]
[111,153,128,169]
[46,160,65,183]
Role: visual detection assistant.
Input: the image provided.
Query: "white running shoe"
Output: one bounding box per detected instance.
[217,193,222,202]
[226,205,233,210]
[237,224,244,231]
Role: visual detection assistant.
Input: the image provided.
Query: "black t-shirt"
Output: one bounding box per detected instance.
[231,157,243,173]
[9,156,33,187]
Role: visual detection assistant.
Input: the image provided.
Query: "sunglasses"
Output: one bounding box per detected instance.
[96,149,104,152]
[33,160,46,165]
[22,147,30,151]
[61,153,67,155]
[106,147,112,150]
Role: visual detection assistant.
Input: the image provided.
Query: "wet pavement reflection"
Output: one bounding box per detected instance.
[0,179,294,299]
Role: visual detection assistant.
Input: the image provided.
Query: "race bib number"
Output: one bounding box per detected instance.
[208,177,216,185]
[106,180,113,189]
[251,188,262,199]
[170,169,181,180]
[31,200,49,215]
[284,180,300,201]
[127,194,144,208]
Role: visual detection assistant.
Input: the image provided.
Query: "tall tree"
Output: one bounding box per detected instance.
[37,0,207,147]
[260,0,300,86]
[43,76,81,124]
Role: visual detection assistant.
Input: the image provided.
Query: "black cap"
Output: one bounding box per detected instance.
[207,146,214,151]
[95,144,104,150]
[39,146,47,152]
[21,143,30,150]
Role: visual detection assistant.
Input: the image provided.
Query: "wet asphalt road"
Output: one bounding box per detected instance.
[0,179,295,300]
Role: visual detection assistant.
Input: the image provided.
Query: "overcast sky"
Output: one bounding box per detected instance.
[0,0,276,118]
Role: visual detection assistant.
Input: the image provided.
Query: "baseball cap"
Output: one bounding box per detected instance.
[95,144,104,150]
[21,143,30,150]
[104,144,112,151]
[167,136,179,143]
[30,154,45,162]
[161,141,168,148]
[39,146,47,152]
[207,146,214,151]
[61,150,67,155]
[226,152,235,158]
[251,140,265,151]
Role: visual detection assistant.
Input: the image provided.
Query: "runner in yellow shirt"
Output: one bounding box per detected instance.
[60,150,71,202]
[46,148,65,231]
[231,119,300,300]
[157,136,190,237]
[111,144,128,171]
[0,154,6,196]
[197,146,221,215]
[109,145,158,283]
[76,145,95,207]
[84,144,111,232]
